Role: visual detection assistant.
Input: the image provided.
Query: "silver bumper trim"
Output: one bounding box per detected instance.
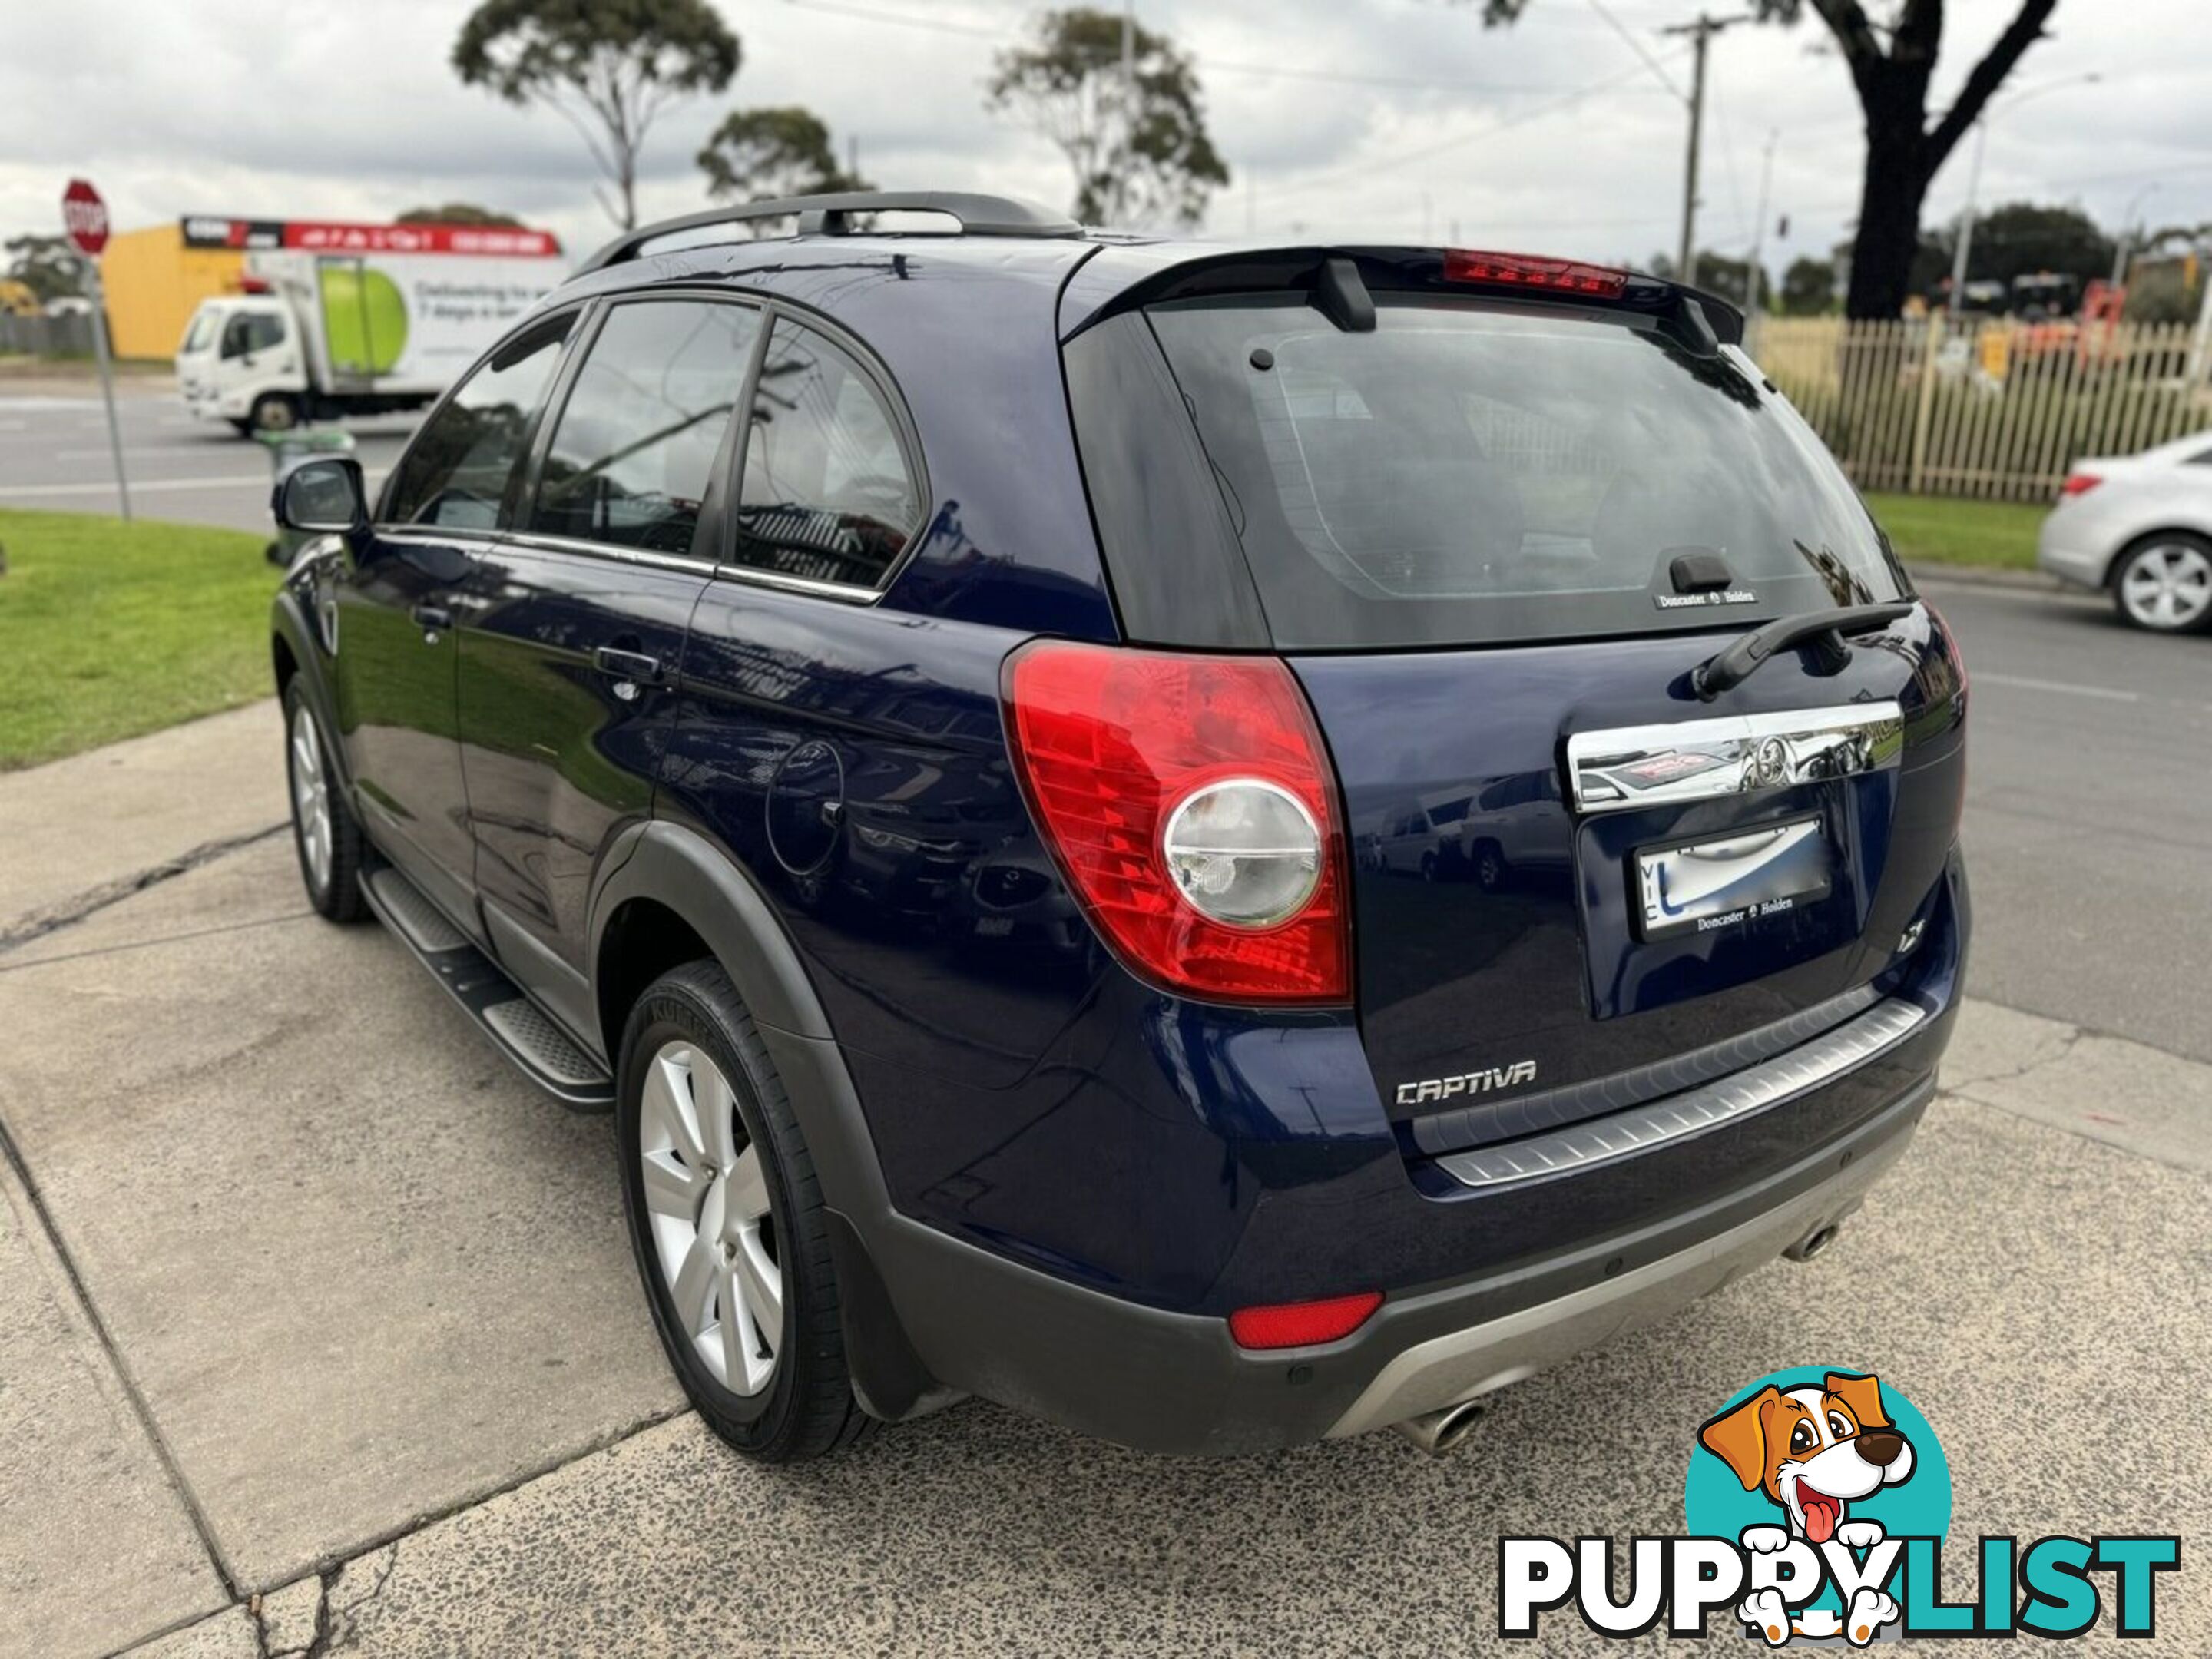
[1435,995,1928,1190]
[1326,1088,1926,1439]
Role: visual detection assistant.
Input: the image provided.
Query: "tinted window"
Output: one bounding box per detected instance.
[1141,296,1907,649]
[382,316,572,530]
[733,320,920,588]
[527,300,760,556]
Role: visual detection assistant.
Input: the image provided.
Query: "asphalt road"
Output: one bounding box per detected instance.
[1925,572,2212,1063]
[0,381,409,533]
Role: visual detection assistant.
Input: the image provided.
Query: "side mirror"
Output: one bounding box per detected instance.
[274,457,368,535]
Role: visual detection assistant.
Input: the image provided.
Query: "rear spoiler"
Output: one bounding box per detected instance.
[1055,243,1745,353]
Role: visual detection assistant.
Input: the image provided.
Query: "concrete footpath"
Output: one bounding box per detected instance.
[0,707,2205,1656]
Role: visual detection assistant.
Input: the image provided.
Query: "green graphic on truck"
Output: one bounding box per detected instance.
[319,262,409,376]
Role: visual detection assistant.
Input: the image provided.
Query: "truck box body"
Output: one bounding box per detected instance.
[177,219,565,432]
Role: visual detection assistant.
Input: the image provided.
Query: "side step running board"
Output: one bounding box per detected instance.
[361,864,614,1112]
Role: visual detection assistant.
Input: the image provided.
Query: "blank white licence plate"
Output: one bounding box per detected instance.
[1635,818,1832,940]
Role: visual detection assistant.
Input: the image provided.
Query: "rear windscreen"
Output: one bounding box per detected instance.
[1143,294,1907,649]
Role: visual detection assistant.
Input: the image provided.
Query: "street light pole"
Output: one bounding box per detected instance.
[1747,127,1778,330]
[1945,118,1988,319]
[1946,71,2103,317]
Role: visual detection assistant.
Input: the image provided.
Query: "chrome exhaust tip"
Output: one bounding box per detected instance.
[1786,1222,1841,1263]
[1392,1398,1486,1456]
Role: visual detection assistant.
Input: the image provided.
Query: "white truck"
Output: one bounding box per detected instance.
[174,221,567,435]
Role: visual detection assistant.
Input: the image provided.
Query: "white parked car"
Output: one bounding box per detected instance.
[2038,430,2212,633]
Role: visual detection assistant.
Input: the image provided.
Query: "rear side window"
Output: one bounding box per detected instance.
[1133,295,1907,649]
[730,319,920,589]
[382,315,573,531]
[528,299,761,556]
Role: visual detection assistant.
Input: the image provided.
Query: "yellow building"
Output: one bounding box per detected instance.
[98,221,247,360]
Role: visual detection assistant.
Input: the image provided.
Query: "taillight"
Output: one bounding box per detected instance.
[2060,472,2102,497]
[1445,250,1628,299]
[1228,1290,1383,1350]
[1002,641,1351,1004]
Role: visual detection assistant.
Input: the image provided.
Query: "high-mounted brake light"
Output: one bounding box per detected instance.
[2060,471,2102,498]
[1228,1290,1383,1350]
[1445,250,1629,299]
[1003,641,1351,1004]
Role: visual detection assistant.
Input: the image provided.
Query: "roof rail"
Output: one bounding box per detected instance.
[575,191,1082,274]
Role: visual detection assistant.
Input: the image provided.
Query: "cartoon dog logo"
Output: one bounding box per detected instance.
[1698,1371,1914,1646]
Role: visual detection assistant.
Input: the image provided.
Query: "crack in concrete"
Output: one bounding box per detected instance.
[313,1545,399,1655]
[0,822,286,954]
[1939,1022,2086,1094]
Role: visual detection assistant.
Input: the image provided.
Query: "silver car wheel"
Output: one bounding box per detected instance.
[638,1041,782,1396]
[289,704,333,895]
[2120,542,2212,630]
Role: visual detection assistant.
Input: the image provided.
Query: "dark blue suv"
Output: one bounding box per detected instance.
[270,191,1968,1462]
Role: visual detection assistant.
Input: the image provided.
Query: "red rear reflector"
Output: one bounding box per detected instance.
[2060,472,2102,497]
[1445,249,1628,299]
[1229,1291,1384,1350]
[1003,641,1351,1004]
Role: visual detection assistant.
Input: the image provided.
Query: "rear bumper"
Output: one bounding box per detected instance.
[786,846,1967,1455]
[836,1065,1932,1455]
[2036,508,2113,588]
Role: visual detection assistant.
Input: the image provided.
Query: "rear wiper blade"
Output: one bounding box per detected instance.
[1690,601,1916,700]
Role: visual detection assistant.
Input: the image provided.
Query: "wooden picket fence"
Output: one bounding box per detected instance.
[1749,315,2212,502]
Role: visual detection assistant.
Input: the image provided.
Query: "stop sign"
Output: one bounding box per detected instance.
[61,178,109,257]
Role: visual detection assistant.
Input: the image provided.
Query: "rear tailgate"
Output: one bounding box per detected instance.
[1295,616,1963,1141]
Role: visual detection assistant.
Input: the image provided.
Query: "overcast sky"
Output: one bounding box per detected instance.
[6,0,2208,278]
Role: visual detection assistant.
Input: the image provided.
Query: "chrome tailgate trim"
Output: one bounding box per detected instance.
[1566,701,1902,814]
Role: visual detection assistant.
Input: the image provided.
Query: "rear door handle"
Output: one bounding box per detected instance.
[410,601,451,637]
[594,647,667,694]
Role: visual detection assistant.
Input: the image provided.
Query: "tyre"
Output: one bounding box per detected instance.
[1472,841,1508,893]
[283,682,366,922]
[616,960,872,1462]
[2111,535,2212,634]
[250,392,302,434]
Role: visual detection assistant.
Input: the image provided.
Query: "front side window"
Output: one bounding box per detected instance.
[732,320,921,588]
[220,312,284,359]
[382,314,573,531]
[527,300,760,556]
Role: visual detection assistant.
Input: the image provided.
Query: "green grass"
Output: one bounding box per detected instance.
[1863,492,2045,571]
[0,509,276,770]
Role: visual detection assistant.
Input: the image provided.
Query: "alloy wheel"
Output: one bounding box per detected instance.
[637,1041,782,1396]
[2120,542,2212,631]
[289,704,333,895]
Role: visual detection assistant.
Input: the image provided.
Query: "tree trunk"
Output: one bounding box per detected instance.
[1845,129,1930,320]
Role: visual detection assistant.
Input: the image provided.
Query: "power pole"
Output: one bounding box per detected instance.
[1660,13,1750,284]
